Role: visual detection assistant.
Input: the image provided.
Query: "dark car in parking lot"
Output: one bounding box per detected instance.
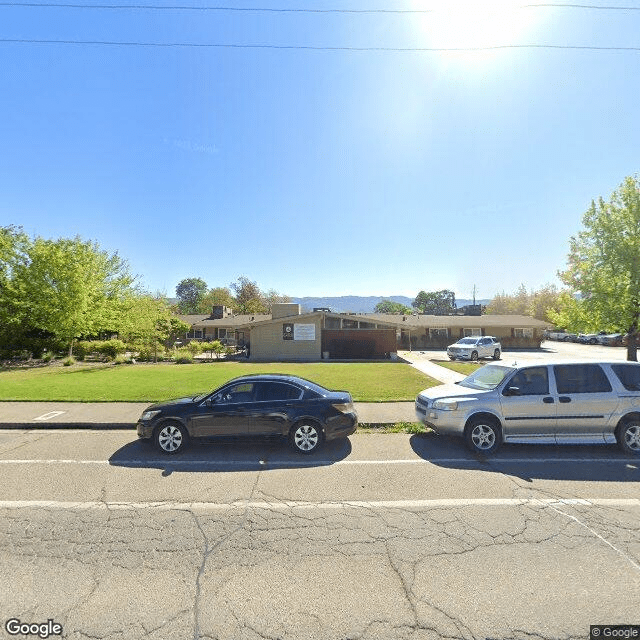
[137,374,358,454]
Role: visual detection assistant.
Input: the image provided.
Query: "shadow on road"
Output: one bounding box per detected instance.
[409,432,640,483]
[108,435,352,474]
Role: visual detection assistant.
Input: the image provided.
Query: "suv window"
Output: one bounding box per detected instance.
[504,367,549,396]
[553,364,612,394]
[611,364,640,391]
[255,382,302,401]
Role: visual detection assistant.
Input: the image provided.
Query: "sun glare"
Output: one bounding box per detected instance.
[410,1,540,53]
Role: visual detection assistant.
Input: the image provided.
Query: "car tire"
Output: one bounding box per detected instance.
[493,349,501,360]
[589,338,597,345]
[464,417,501,454]
[470,351,478,361]
[289,421,323,454]
[154,421,188,455]
[616,418,640,455]
[448,356,456,361]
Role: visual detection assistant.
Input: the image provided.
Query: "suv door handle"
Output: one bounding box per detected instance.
[543,397,554,404]
[559,396,571,403]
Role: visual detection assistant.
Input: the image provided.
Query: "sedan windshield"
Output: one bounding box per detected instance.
[459,365,515,390]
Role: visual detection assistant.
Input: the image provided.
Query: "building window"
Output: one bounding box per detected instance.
[463,328,482,336]
[514,328,533,338]
[187,329,203,339]
[429,328,448,337]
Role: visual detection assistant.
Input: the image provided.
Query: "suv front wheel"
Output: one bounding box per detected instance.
[465,417,501,454]
[617,418,640,455]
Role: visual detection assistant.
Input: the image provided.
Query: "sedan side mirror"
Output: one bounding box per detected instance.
[504,386,521,396]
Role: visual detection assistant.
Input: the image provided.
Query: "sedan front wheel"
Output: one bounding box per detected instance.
[155,421,188,454]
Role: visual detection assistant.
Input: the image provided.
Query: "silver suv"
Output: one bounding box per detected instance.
[415,361,640,454]
[447,336,501,361]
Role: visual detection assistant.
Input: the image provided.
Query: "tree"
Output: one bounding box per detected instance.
[412,290,456,315]
[374,300,412,314]
[196,287,235,314]
[115,294,189,361]
[486,283,565,321]
[176,277,208,314]
[230,276,268,314]
[553,175,640,361]
[9,236,135,356]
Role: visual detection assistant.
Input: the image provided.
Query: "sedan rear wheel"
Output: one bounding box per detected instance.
[155,421,188,454]
[289,422,323,454]
[617,419,640,455]
[470,351,478,361]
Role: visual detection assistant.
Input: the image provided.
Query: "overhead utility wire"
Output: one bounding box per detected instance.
[2,38,640,50]
[2,2,640,11]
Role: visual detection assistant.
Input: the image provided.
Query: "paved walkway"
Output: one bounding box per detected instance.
[398,350,466,385]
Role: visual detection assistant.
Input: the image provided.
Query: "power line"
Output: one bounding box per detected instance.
[2,37,640,50]
[1,2,640,11]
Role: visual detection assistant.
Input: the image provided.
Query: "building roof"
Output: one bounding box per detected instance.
[179,311,551,330]
[361,313,551,328]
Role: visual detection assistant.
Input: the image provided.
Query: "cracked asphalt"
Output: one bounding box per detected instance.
[1,429,639,639]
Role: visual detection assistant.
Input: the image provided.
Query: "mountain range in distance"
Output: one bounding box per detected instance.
[290,296,491,314]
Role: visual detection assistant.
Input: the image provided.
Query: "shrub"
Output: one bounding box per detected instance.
[62,356,76,366]
[96,339,127,360]
[73,340,95,361]
[113,354,133,365]
[173,348,194,364]
[202,340,225,359]
[185,341,204,356]
[42,352,55,363]
[134,344,166,362]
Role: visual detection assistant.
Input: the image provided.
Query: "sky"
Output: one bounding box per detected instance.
[1,1,640,301]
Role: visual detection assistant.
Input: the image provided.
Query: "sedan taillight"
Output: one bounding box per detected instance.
[331,401,354,413]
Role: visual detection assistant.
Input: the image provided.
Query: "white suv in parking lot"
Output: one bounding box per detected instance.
[447,336,501,361]
[415,361,640,454]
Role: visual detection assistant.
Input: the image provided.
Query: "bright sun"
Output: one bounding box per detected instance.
[410,0,539,52]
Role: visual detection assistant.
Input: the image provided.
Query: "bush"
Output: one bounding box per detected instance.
[113,354,133,365]
[173,348,194,364]
[42,352,55,363]
[96,339,127,360]
[73,340,95,361]
[62,356,76,366]
[185,341,204,356]
[134,344,166,362]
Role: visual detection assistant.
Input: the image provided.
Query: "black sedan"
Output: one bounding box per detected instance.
[136,374,358,455]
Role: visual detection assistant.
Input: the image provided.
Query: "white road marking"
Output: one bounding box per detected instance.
[0,498,638,510]
[33,411,66,421]
[0,458,636,466]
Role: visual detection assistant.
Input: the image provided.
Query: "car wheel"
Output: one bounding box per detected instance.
[470,351,478,361]
[154,421,188,454]
[464,417,501,454]
[493,349,501,360]
[616,419,640,455]
[289,421,323,454]
[589,338,597,345]
[448,356,456,361]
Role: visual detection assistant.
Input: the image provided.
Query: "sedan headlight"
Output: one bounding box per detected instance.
[141,410,161,421]
[432,399,458,411]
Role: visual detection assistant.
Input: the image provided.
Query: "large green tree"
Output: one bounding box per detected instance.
[374,300,412,314]
[486,283,565,321]
[412,289,456,315]
[175,277,208,314]
[552,175,640,361]
[10,236,135,356]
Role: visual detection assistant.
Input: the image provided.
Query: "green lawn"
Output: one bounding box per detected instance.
[0,361,438,402]
[429,359,483,376]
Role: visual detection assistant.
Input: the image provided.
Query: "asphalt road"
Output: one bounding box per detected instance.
[1,429,638,640]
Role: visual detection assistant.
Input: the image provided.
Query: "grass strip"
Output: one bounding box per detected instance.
[0,361,438,403]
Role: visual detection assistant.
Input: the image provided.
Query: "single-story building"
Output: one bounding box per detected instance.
[178,305,551,361]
